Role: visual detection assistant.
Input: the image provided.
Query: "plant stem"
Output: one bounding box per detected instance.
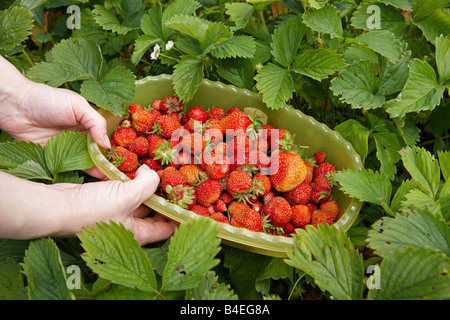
[22,49,34,67]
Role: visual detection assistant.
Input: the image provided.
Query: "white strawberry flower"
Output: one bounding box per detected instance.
[150,44,160,60]
[165,40,174,51]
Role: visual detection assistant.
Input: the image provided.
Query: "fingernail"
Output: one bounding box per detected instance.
[104,135,111,149]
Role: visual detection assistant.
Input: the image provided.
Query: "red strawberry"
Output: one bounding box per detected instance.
[219,110,252,135]
[165,184,196,209]
[319,200,340,219]
[205,162,230,180]
[179,164,203,186]
[210,212,230,224]
[283,222,295,236]
[262,196,292,228]
[195,179,222,207]
[190,204,211,217]
[228,201,250,218]
[226,171,252,197]
[207,107,226,120]
[151,99,162,111]
[141,157,163,171]
[214,199,227,212]
[305,203,318,214]
[148,135,173,165]
[231,207,262,232]
[124,170,137,180]
[160,95,183,114]
[132,109,161,133]
[119,118,132,128]
[110,146,138,173]
[221,192,233,204]
[252,174,271,197]
[128,103,143,116]
[283,182,312,205]
[291,204,311,228]
[304,161,314,184]
[310,176,332,204]
[314,152,326,164]
[314,162,337,178]
[128,136,149,158]
[161,166,188,191]
[263,191,276,205]
[111,127,137,147]
[227,107,241,114]
[270,151,307,192]
[153,114,181,138]
[310,209,335,227]
[181,132,206,155]
[187,106,208,122]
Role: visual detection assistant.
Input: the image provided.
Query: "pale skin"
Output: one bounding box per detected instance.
[0,55,177,244]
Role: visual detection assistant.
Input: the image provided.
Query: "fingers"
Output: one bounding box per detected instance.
[123,165,160,208]
[83,166,108,180]
[133,217,178,245]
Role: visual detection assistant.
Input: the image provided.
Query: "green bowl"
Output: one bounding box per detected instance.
[87,74,363,258]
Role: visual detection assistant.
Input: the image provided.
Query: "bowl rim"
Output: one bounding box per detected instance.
[87,74,363,258]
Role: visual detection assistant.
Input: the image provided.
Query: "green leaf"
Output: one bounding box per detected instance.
[161,218,221,292]
[4,160,52,181]
[21,238,74,300]
[354,30,403,62]
[131,34,160,65]
[211,35,256,59]
[381,0,413,11]
[140,6,163,39]
[270,15,305,68]
[44,131,94,176]
[435,34,450,84]
[165,14,211,43]
[0,140,46,171]
[185,271,238,300]
[285,224,364,300]
[225,2,254,31]
[401,189,442,216]
[0,258,28,300]
[332,168,392,208]
[411,0,449,22]
[302,4,343,37]
[373,131,405,179]
[390,179,418,212]
[330,60,385,109]
[80,65,136,116]
[368,247,450,300]
[93,4,134,35]
[78,221,159,296]
[300,0,329,9]
[387,59,445,118]
[291,48,347,81]
[377,51,411,96]
[334,119,370,162]
[399,146,441,199]
[254,63,294,110]
[217,58,254,89]
[351,2,410,37]
[172,56,204,102]
[0,6,33,53]
[438,150,450,181]
[162,0,201,25]
[367,210,450,256]
[412,7,450,44]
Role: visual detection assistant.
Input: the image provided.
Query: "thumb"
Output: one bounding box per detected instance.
[76,98,111,150]
[123,165,160,206]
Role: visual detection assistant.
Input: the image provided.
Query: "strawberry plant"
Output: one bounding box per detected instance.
[0,0,449,302]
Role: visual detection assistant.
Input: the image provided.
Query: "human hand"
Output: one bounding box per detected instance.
[0,165,177,245]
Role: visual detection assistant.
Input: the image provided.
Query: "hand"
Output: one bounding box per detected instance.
[0,165,178,245]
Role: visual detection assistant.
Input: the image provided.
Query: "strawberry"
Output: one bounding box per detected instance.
[165,184,196,209]
[319,200,340,219]
[214,199,227,212]
[304,161,314,184]
[153,114,181,138]
[305,203,318,214]
[310,176,332,204]
[310,209,335,227]
[291,204,311,228]
[128,136,149,158]
[148,135,174,165]
[161,166,188,191]
[119,118,132,128]
[111,126,137,147]
[190,204,211,217]
[210,212,230,224]
[263,191,276,205]
[180,113,189,125]
[221,192,233,204]
[128,103,143,116]
[205,162,230,180]
[125,170,137,180]
[195,179,222,207]
[262,196,292,228]
[314,162,337,178]
[160,95,183,114]
[179,164,204,186]
[228,201,250,217]
[110,146,138,173]
[252,174,271,197]
[231,207,262,232]
[187,106,208,122]
[283,182,312,205]
[151,99,162,111]
[270,151,307,192]
[181,132,206,155]
[283,222,295,236]
[141,157,162,171]
[207,107,226,120]
[227,107,241,114]
[225,170,252,197]
[132,109,161,133]
[314,152,326,164]
[219,110,252,135]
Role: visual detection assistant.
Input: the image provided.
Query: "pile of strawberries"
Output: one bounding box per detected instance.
[108,95,340,237]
